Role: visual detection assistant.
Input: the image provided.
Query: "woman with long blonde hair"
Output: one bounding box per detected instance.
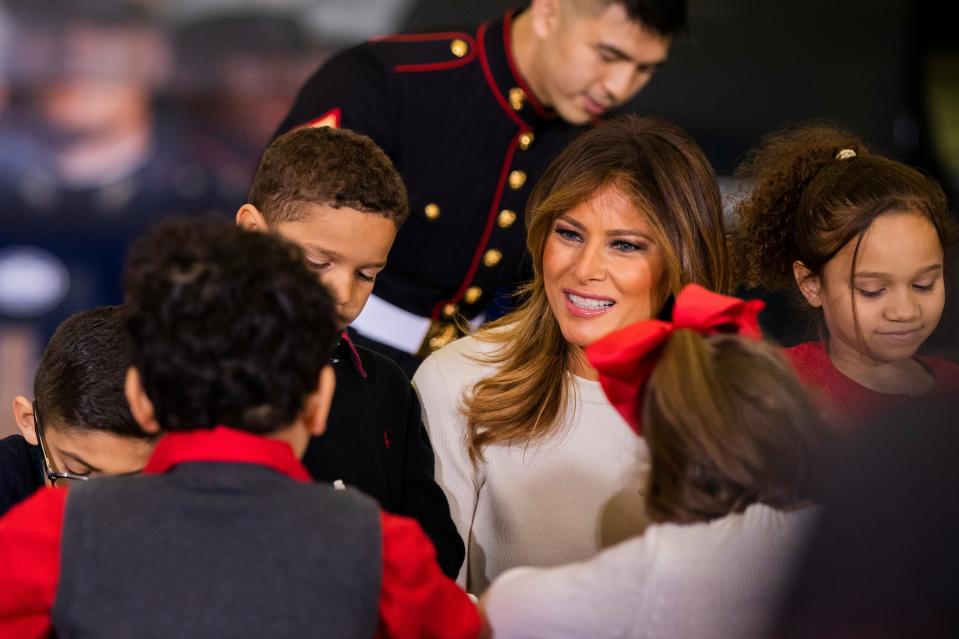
[412,115,729,593]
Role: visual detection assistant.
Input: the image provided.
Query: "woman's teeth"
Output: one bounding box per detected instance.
[567,293,614,309]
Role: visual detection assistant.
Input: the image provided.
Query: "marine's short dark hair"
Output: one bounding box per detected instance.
[33,306,147,439]
[122,218,338,435]
[584,0,687,36]
[248,126,409,227]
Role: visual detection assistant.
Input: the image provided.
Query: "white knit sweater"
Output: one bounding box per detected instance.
[481,503,817,639]
[412,334,650,594]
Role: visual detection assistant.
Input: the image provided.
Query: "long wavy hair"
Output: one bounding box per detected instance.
[464,115,730,461]
[644,332,826,524]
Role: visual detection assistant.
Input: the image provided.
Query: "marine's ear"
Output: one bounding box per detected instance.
[529,0,563,39]
[12,396,38,445]
[793,261,823,308]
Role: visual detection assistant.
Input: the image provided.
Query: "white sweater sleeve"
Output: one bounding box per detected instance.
[480,536,649,639]
[412,350,485,589]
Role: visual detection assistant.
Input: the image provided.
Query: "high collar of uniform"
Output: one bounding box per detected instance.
[143,426,312,482]
[478,8,556,128]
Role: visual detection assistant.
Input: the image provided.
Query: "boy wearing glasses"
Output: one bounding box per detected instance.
[1,306,155,516]
[0,219,480,639]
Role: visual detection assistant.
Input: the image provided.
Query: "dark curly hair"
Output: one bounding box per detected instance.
[249,126,409,227]
[122,218,338,434]
[732,124,957,294]
[34,306,148,439]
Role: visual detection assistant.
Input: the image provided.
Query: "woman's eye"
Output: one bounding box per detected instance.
[555,228,582,242]
[913,282,935,292]
[357,271,376,283]
[856,288,884,299]
[611,240,645,253]
[308,262,330,273]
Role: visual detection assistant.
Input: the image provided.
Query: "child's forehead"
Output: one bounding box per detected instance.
[276,204,397,260]
[828,212,944,279]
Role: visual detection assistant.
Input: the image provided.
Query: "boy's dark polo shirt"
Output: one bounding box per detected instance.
[303,335,465,578]
[0,434,44,517]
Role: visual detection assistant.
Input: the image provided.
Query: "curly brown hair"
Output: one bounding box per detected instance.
[248,126,409,227]
[732,124,956,292]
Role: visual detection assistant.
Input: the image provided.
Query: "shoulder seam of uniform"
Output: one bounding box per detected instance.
[371,31,478,74]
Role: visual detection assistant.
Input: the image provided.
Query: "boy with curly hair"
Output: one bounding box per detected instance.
[0,219,479,638]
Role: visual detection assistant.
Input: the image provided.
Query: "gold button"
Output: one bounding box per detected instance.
[508,87,525,111]
[519,132,534,150]
[464,286,483,304]
[424,203,441,220]
[483,249,502,268]
[442,303,458,318]
[450,39,469,58]
[497,209,517,228]
[508,170,527,190]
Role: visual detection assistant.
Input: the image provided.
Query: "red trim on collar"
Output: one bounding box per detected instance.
[477,20,527,129]
[340,330,368,378]
[143,426,311,482]
[501,9,550,118]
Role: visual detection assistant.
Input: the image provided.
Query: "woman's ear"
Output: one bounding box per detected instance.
[793,261,823,308]
[12,396,38,445]
[125,367,162,434]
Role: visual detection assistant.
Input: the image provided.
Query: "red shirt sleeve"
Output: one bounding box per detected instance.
[376,512,480,639]
[0,487,66,639]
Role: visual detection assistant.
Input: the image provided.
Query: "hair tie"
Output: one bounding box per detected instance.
[585,284,765,435]
[836,148,857,160]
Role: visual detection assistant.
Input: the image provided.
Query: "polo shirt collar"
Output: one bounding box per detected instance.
[144,425,311,482]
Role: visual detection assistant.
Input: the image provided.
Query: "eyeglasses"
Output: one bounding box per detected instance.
[33,401,89,485]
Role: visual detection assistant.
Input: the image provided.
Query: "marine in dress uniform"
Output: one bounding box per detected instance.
[276,8,584,371]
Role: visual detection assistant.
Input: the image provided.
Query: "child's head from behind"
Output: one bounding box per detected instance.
[12,306,155,483]
[237,126,409,330]
[122,218,338,444]
[735,125,957,364]
[643,331,825,524]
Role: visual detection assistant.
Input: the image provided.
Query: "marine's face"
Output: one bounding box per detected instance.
[532,2,671,124]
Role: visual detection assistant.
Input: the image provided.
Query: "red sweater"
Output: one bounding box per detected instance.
[785,341,959,426]
[0,427,480,639]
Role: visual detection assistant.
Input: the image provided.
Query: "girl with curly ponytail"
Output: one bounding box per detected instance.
[733,125,959,425]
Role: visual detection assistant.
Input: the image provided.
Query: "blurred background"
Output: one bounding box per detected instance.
[0,0,956,436]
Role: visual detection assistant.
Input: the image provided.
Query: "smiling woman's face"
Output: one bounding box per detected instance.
[542,183,669,355]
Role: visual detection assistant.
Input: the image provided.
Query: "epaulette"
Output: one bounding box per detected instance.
[371,30,478,74]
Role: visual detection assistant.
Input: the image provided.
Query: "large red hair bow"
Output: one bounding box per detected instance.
[585,284,765,435]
